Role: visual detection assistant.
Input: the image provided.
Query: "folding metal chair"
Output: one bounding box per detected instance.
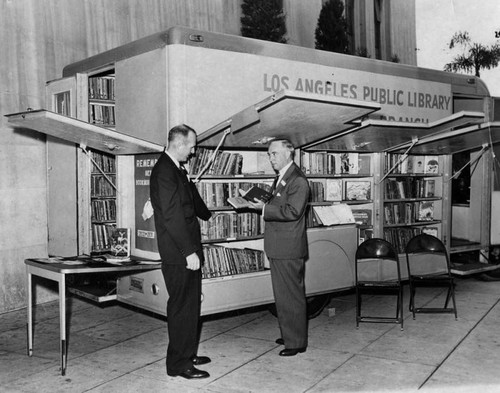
[405,233,457,319]
[355,238,404,330]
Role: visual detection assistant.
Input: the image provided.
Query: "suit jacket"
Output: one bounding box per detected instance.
[263,163,310,260]
[150,152,211,264]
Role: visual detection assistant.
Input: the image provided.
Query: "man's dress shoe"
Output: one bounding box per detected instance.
[192,355,211,366]
[279,347,306,357]
[275,338,284,345]
[169,366,210,379]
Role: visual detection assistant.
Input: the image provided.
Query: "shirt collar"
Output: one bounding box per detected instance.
[165,151,181,169]
[278,161,293,181]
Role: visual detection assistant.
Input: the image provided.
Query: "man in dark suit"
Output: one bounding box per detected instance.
[249,138,310,356]
[150,124,212,379]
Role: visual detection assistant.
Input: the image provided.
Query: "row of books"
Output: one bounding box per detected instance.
[309,179,372,202]
[89,75,115,101]
[189,148,243,176]
[91,223,116,252]
[91,199,116,222]
[90,103,115,126]
[301,152,370,175]
[201,245,265,279]
[91,151,116,173]
[199,212,264,241]
[196,182,271,208]
[384,201,436,225]
[384,226,438,254]
[385,178,436,200]
[385,154,440,174]
[91,174,116,197]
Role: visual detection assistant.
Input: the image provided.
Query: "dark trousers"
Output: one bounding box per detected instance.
[269,258,308,349]
[162,263,202,374]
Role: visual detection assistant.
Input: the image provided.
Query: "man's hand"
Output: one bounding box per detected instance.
[248,198,265,212]
[186,253,201,270]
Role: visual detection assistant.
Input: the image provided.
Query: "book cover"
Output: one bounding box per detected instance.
[422,226,438,237]
[358,154,371,175]
[325,179,343,201]
[424,156,440,174]
[340,153,359,174]
[417,201,435,221]
[406,155,415,173]
[359,228,374,244]
[244,185,272,202]
[227,185,273,209]
[345,180,371,201]
[424,179,436,197]
[351,209,372,226]
[105,227,131,262]
[412,156,425,174]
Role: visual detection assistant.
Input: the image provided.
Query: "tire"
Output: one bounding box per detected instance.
[268,293,332,320]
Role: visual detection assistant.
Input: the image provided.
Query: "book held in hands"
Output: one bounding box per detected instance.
[227,185,273,209]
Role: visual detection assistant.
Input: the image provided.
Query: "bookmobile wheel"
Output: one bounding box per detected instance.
[268,293,332,319]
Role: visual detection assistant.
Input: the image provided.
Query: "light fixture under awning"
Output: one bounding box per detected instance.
[5,110,164,155]
[304,111,485,152]
[388,122,500,155]
[197,90,381,149]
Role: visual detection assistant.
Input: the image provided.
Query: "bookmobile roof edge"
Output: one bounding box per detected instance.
[62,26,490,98]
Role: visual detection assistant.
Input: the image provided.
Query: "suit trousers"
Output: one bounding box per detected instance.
[162,263,202,374]
[269,258,307,349]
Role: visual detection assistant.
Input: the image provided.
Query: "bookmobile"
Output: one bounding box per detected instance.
[8,26,500,318]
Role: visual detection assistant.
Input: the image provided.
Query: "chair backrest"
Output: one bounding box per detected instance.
[356,238,398,261]
[356,238,401,282]
[405,233,450,276]
[406,233,446,254]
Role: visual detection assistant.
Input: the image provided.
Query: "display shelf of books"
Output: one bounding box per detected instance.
[302,151,374,244]
[382,153,443,253]
[90,150,117,253]
[189,147,272,277]
[202,245,266,279]
[88,72,115,129]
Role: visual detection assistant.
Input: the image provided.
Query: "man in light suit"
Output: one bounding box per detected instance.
[250,138,310,356]
[150,124,212,379]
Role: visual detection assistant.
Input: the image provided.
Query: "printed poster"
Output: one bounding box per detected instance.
[135,153,160,253]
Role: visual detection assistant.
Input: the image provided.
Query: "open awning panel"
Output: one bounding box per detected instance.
[197,90,380,149]
[389,122,500,155]
[5,110,164,155]
[305,111,485,152]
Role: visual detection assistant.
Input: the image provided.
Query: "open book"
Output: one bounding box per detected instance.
[312,204,355,226]
[227,186,273,209]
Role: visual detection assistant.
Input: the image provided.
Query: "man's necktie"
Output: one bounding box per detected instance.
[270,175,279,193]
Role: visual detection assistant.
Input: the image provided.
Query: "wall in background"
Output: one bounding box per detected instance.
[0,0,325,313]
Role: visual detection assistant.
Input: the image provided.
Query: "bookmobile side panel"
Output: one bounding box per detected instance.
[115,48,167,145]
[116,225,357,317]
[116,44,454,146]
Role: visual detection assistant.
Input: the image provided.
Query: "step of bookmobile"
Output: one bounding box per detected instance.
[7,26,499,317]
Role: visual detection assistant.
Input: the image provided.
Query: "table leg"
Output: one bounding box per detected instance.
[59,275,67,376]
[26,266,33,357]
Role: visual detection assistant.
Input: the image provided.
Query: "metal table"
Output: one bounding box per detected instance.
[25,257,160,375]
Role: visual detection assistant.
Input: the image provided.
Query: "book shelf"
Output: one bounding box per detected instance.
[90,150,117,253]
[190,148,274,277]
[382,153,444,254]
[301,151,374,243]
[87,71,117,254]
[88,72,116,128]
